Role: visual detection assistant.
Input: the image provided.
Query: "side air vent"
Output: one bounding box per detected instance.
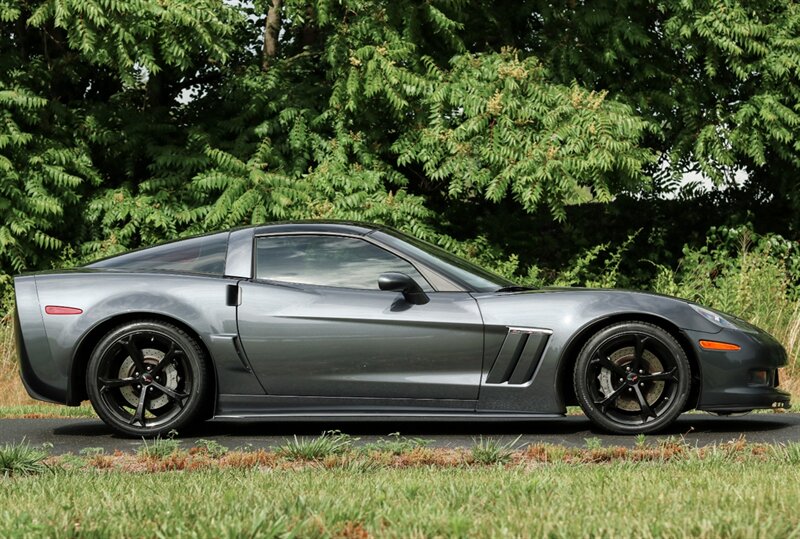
[485,327,551,385]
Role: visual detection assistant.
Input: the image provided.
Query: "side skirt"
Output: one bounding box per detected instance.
[214,412,565,421]
[215,394,562,419]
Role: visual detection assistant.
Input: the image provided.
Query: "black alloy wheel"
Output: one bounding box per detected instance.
[86,320,208,437]
[574,321,691,434]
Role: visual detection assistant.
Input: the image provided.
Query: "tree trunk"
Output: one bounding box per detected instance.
[300,4,316,49]
[262,0,282,71]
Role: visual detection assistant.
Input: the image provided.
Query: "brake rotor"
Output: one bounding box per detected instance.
[598,346,665,412]
[118,348,179,410]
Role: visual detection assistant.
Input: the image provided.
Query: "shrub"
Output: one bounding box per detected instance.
[653,225,800,374]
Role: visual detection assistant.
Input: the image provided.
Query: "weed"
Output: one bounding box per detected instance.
[59,453,87,469]
[0,441,49,476]
[471,436,521,465]
[137,437,182,459]
[634,434,647,449]
[277,431,354,461]
[584,437,603,450]
[361,432,432,455]
[773,442,800,464]
[193,439,228,458]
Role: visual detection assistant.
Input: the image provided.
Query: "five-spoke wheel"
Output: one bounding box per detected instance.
[86,320,208,437]
[574,321,690,434]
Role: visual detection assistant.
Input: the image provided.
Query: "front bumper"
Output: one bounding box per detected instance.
[686,327,791,413]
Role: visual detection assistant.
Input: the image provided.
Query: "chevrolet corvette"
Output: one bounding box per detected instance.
[13,221,791,436]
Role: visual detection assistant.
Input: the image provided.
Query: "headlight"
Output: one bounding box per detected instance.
[691,305,739,329]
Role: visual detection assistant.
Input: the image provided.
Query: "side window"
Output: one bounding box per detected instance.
[255,235,433,291]
[88,232,228,275]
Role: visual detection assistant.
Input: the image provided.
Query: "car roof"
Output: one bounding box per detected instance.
[252,220,380,236]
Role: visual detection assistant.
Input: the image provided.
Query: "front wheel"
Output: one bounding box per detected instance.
[86,320,208,437]
[573,321,691,434]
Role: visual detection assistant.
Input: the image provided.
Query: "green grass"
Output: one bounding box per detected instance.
[0,403,96,418]
[361,432,432,455]
[470,435,521,465]
[1,461,799,537]
[277,430,355,460]
[0,441,48,477]
[137,436,182,459]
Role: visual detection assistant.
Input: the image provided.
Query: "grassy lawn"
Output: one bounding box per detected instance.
[1,435,800,536]
[1,456,799,537]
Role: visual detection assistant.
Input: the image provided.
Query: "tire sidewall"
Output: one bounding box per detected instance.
[574,322,691,434]
[86,320,207,438]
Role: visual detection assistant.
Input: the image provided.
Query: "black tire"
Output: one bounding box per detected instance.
[86,320,208,437]
[573,321,691,434]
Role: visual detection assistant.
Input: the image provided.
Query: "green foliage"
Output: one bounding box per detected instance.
[2,0,800,320]
[0,440,49,476]
[772,442,800,465]
[584,437,603,451]
[470,435,521,465]
[652,225,800,318]
[3,461,800,536]
[78,447,105,457]
[137,436,182,459]
[653,225,800,371]
[361,433,432,455]
[394,50,654,221]
[193,439,229,459]
[277,431,355,461]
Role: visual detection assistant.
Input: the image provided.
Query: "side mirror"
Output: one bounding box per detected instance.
[378,272,430,305]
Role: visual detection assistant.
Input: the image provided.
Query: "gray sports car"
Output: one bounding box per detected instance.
[13,221,791,436]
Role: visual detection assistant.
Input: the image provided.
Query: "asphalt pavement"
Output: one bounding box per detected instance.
[2,413,800,454]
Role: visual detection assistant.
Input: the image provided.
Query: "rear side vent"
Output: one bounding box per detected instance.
[485,327,551,385]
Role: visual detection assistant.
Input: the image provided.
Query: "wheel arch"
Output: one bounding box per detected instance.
[68,312,218,418]
[556,313,702,410]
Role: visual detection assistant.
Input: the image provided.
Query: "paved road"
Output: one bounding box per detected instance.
[2,414,800,454]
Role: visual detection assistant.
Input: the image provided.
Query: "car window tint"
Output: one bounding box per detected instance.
[88,232,228,275]
[255,235,433,291]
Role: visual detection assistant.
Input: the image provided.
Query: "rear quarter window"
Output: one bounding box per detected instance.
[87,232,229,275]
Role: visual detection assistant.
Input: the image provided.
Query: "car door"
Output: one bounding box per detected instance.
[236,233,484,401]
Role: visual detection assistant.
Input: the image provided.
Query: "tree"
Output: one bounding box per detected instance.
[1,0,800,310]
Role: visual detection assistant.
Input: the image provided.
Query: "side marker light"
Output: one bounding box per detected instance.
[45,306,83,315]
[699,340,741,351]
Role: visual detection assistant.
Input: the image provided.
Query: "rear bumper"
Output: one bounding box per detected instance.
[13,276,68,405]
[686,327,791,413]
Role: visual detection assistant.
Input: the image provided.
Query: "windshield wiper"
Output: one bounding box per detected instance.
[495,285,536,293]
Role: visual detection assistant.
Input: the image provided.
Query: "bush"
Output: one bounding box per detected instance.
[652,225,800,373]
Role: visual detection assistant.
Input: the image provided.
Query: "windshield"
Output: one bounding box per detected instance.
[372,229,517,292]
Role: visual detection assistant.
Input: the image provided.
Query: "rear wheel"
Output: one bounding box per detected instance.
[573,321,690,434]
[86,320,208,437]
